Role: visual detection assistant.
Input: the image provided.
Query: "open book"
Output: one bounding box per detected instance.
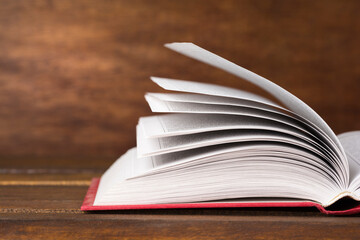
[82,43,360,215]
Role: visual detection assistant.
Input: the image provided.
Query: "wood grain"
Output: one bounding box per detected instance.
[2,214,360,240]
[0,0,359,163]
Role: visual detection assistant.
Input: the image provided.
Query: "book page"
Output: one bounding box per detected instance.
[146,93,284,111]
[94,142,339,206]
[137,127,326,160]
[145,94,309,133]
[151,77,278,109]
[139,113,308,139]
[339,131,360,194]
[94,147,156,205]
[144,142,333,177]
[163,43,342,152]
[156,42,348,186]
[150,77,338,164]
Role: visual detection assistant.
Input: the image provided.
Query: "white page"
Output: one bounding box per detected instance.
[140,141,341,195]
[139,113,308,139]
[146,93,284,111]
[149,78,338,163]
[139,113,343,164]
[137,127,326,160]
[338,131,360,192]
[145,94,308,133]
[163,43,343,154]
[94,147,158,205]
[95,150,338,206]
[157,42,348,186]
[147,143,334,180]
[146,92,336,159]
[93,142,339,206]
[151,76,279,108]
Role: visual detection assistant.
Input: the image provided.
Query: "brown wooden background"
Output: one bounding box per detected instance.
[1,0,360,167]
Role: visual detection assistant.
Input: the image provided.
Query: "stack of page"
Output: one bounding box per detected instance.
[82,43,360,214]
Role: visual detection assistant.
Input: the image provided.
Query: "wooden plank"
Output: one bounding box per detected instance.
[0,185,88,210]
[1,212,360,239]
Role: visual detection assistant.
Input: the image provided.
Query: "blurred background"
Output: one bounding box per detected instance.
[0,0,359,170]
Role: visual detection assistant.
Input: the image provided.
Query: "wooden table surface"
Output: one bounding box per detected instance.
[1,0,360,239]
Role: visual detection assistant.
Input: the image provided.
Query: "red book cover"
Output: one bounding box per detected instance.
[81,178,360,215]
